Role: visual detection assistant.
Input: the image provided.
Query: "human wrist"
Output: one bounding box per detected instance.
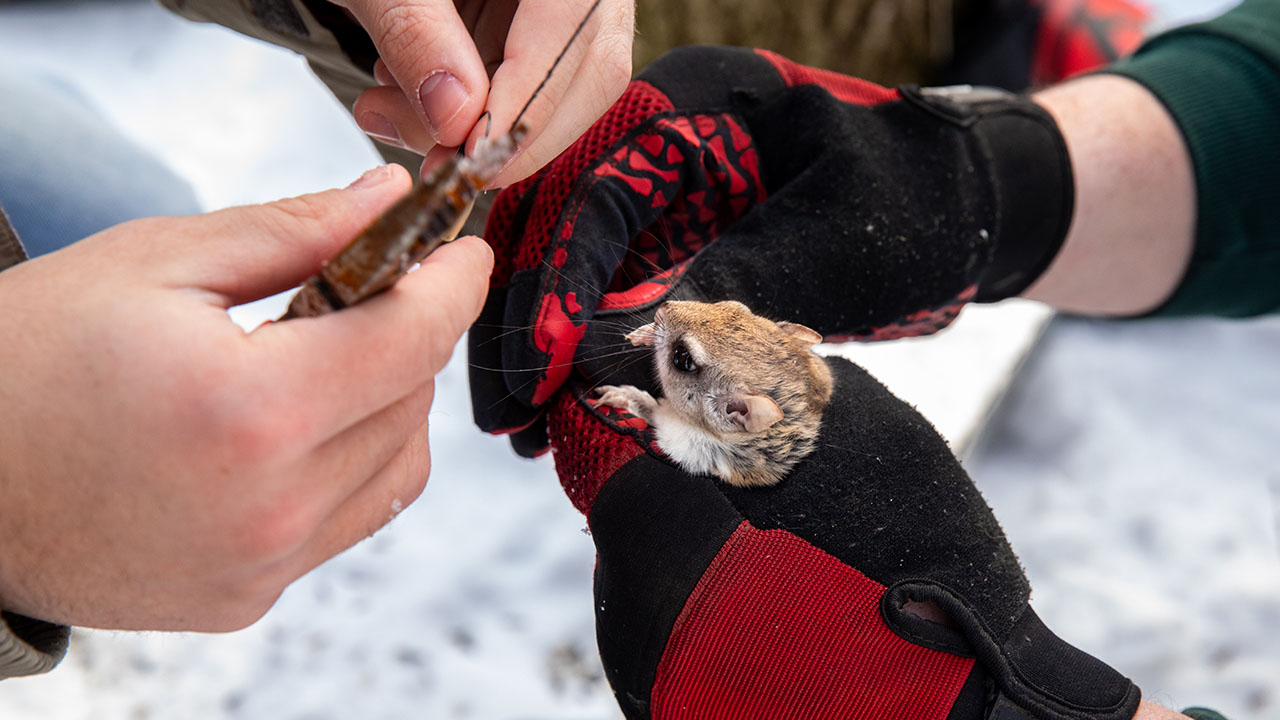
[1134,700,1191,719]
[1023,75,1195,315]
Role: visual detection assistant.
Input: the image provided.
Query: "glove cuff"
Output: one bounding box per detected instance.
[900,86,1075,302]
[982,606,1140,720]
[976,93,1075,302]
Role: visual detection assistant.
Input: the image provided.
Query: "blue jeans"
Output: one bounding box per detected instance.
[0,67,201,258]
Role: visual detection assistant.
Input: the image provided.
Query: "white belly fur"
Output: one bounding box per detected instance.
[652,404,736,480]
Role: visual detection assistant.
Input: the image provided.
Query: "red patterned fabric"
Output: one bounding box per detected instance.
[651,522,973,719]
[598,113,766,289]
[754,49,900,106]
[546,390,648,515]
[505,106,767,406]
[833,284,980,342]
[530,292,589,405]
[486,81,675,287]
[598,263,689,311]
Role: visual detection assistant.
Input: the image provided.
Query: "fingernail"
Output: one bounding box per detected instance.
[419,144,456,182]
[373,59,396,86]
[418,71,469,140]
[491,146,525,188]
[346,165,392,190]
[357,111,401,146]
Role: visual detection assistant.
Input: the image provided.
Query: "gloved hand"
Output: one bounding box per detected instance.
[470,45,1072,455]
[545,354,1141,720]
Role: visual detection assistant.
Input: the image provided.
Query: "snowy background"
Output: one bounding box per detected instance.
[0,1,1274,719]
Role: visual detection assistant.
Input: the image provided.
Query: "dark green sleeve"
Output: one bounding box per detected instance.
[1106,0,1280,317]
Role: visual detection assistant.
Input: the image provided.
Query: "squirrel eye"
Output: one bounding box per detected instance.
[671,344,698,373]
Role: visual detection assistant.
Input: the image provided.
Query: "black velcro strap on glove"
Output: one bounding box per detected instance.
[896,85,1075,301]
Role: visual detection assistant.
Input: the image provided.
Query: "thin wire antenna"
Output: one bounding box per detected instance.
[509,0,605,130]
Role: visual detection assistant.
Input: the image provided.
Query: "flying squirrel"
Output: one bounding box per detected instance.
[593,300,833,487]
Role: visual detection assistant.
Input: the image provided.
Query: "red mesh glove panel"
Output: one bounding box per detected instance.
[652,522,972,720]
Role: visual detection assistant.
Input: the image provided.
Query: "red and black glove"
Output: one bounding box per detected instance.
[470,46,1073,455]
[546,355,1141,720]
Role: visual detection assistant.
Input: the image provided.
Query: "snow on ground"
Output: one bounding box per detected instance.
[968,314,1280,720]
[0,1,1275,719]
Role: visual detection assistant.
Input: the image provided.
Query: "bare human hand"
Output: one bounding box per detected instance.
[337,0,634,186]
[0,164,493,632]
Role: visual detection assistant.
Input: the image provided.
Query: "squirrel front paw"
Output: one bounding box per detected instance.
[592,385,658,421]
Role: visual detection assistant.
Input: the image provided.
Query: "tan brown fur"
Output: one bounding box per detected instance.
[595,300,833,487]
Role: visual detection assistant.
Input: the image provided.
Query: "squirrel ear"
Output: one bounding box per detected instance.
[777,321,823,346]
[625,322,657,347]
[724,393,783,433]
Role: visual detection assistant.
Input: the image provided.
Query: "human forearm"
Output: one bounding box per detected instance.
[1024,75,1195,315]
[1025,0,1280,317]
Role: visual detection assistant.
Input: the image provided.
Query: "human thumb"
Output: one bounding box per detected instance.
[166,164,414,307]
